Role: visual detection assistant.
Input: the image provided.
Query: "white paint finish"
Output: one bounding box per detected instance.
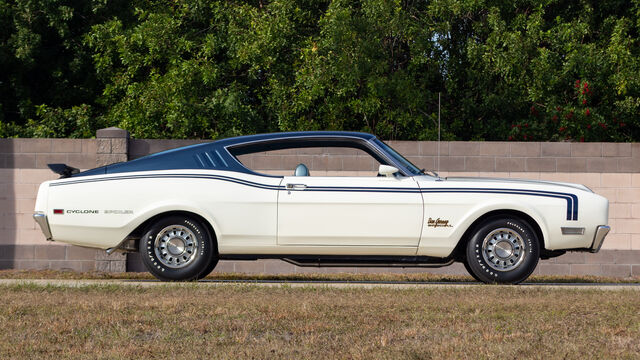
[35,170,609,258]
[415,176,609,256]
[277,176,423,247]
[39,170,281,249]
[218,244,418,256]
[378,165,399,177]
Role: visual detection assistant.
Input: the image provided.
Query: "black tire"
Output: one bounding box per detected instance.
[465,217,539,284]
[140,215,216,281]
[463,260,483,282]
[196,257,219,280]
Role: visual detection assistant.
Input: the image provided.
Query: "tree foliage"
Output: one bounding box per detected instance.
[0,0,639,141]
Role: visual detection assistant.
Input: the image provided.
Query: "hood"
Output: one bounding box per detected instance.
[438,176,593,193]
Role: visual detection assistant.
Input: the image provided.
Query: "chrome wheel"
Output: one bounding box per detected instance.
[481,227,526,272]
[154,225,199,269]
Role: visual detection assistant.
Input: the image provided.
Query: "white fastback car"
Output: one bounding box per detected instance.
[33,132,610,283]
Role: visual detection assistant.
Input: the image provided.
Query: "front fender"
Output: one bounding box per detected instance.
[417,199,551,257]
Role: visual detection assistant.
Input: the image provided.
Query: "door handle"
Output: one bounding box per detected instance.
[285,183,307,190]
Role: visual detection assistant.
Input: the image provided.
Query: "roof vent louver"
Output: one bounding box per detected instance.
[213,150,228,167]
[193,154,208,168]
[193,150,229,169]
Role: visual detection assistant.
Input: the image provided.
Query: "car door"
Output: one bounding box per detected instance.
[277,175,423,247]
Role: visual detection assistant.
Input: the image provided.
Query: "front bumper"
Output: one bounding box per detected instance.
[33,212,53,241]
[590,225,610,253]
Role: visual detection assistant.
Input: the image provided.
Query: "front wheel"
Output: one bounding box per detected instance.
[140,215,216,281]
[463,260,483,282]
[465,217,540,284]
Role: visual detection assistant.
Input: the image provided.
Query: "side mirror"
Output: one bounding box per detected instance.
[378,165,399,177]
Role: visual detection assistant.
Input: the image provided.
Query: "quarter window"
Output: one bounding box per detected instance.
[235,146,382,177]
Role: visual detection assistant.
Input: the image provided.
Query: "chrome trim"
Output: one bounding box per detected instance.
[561,227,585,235]
[367,139,414,177]
[282,258,454,268]
[286,183,307,190]
[154,225,199,269]
[590,225,610,253]
[33,212,53,241]
[481,227,527,272]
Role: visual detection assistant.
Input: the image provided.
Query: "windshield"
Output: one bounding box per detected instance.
[373,139,424,176]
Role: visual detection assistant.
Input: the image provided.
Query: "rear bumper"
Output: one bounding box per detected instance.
[590,225,610,253]
[33,212,53,241]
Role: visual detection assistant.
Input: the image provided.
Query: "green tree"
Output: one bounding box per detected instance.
[0,0,135,137]
[85,1,332,139]
[0,0,639,141]
[266,0,446,140]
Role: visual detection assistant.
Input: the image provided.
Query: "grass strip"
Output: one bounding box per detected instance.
[1,283,639,359]
[0,269,638,283]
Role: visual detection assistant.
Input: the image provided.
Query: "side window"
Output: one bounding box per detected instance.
[236,146,381,177]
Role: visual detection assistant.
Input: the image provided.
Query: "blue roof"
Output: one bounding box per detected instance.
[214,131,375,145]
[75,131,377,177]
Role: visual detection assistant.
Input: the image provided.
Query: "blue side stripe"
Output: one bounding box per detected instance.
[51,173,284,191]
[279,184,577,220]
[306,187,577,220]
[50,174,578,220]
[421,189,577,221]
[420,187,578,221]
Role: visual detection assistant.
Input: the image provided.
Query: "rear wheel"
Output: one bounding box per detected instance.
[140,215,216,281]
[196,257,219,280]
[465,217,539,284]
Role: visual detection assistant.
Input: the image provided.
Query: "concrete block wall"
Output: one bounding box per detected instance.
[1,130,639,277]
[127,138,640,278]
[0,130,127,272]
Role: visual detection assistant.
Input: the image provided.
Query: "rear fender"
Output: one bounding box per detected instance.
[124,201,221,243]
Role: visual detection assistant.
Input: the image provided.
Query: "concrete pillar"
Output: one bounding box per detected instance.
[96,127,129,167]
[94,127,129,272]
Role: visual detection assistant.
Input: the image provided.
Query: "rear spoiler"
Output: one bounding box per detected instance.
[48,163,79,179]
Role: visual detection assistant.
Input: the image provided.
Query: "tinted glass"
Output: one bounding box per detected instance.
[373,139,423,176]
